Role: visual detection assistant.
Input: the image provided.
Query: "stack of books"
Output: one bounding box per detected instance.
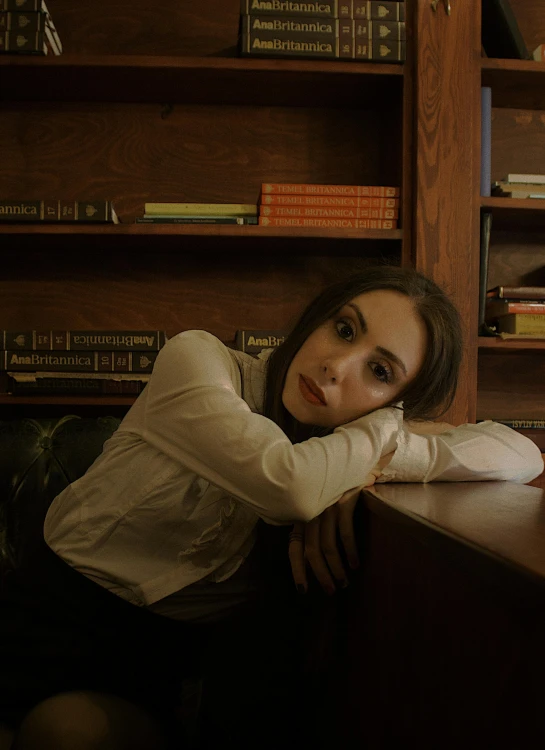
[491,173,545,199]
[136,203,258,225]
[0,0,62,55]
[485,285,545,338]
[258,182,400,229]
[0,330,168,397]
[0,200,120,223]
[239,0,406,63]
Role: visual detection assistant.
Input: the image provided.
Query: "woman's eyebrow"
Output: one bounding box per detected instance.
[347,302,408,377]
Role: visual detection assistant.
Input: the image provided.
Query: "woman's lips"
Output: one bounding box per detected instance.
[299,375,327,406]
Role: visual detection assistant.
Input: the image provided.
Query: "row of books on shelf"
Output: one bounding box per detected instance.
[0,0,62,55]
[481,83,545,199]
[255,183,399,227]
[0,327,284,396]
[483,285,545,337]
[239,0,406,62]
[0,185,401,228]
[0,200,120,223]
[0,329,165,397]
[491,173,545,200]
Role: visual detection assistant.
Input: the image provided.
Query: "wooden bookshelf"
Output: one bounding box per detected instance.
[480,196,545,229]
[0,223,403,242]
[478,2,545,431]
[0,0,479,423]
[0,55,404,106]
[478,336,545,352]
[481,58,545,109]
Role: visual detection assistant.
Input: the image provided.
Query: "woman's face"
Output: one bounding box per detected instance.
[282,289,428,428]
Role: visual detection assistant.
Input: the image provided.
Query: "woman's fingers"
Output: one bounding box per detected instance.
[337,493,360,570]
[288,522,307,594]
[318,504,349,589]
[304,514,337,595]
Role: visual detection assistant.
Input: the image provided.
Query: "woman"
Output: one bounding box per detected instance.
[1,266,542,749]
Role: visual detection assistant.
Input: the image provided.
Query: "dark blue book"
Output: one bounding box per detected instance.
[480,87,492,197]
[481,0,529,59]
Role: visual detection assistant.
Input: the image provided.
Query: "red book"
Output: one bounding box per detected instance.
[259,217,396,229]
[259,205,398,219]
[260,194,399,208]
[485,300,545,321]
[261,183,400,197]
[486,286,545,301]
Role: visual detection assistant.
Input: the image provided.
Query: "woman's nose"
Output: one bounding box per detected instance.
[323,352,354,382]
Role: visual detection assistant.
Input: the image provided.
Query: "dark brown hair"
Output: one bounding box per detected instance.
[262,265,462,443]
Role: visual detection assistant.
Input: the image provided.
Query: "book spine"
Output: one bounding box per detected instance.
[144,203,257,216]
[478,211,494,335]
[259,205,397,218]
[354,2,405,21]
[2,351,158,372]
[241,19,405,60]
[533,43,545,62]
[0,200,117,222]
[240,1,405,20]
[1,331,167,351]
[261,183,400,196]
[44,20,61,55]
[486,302,545,317]
[235,329,287,353]
[9,377,146,396]
[241,27,339,59]
[241,0,340,17]
[260,194,399,207]
[355,38,405,60]
[481,0,529,60]
[487,287,545,301]
[0,0,44,11]
[505,173,545,185]
[0,11,45,32]
[135,217,258,224]
[496,315,545,334]
[259,216,396,228]
[0,29,47,53]
[495,419,545,429]
[355,20,406,40]
[480,87,492,197]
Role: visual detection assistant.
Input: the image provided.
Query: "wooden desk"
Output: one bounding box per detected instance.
[332,481,545,750]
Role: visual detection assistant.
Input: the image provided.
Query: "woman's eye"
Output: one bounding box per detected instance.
[371,363,393,384]
[335,319,354,341]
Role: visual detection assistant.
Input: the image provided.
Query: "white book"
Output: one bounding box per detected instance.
[504,173,545,185]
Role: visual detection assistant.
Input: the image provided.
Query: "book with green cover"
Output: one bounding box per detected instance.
[144,203,257,216]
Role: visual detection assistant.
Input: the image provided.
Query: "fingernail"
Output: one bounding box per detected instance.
[297,584,307,595]
[340,579,349,589]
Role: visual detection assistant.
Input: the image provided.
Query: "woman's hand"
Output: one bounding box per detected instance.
[288,453,394,595]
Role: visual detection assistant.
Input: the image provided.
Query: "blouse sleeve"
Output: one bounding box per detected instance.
[139,330,402,524]
[377,420,544,485]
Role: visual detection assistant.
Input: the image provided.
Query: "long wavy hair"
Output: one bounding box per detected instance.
[262,266,463,443]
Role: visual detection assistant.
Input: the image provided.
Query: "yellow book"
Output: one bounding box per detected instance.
[497,314,545,335]
[144,203,257,217]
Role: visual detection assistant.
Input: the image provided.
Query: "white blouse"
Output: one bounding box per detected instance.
[44,330,544,611]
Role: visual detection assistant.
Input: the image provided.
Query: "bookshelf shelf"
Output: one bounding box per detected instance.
[0,55,404,106]
[481,59,545,109]
[0,223,403,242]
[0,394,136,407]
[478,337,545,352]
[480,197,545,229]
